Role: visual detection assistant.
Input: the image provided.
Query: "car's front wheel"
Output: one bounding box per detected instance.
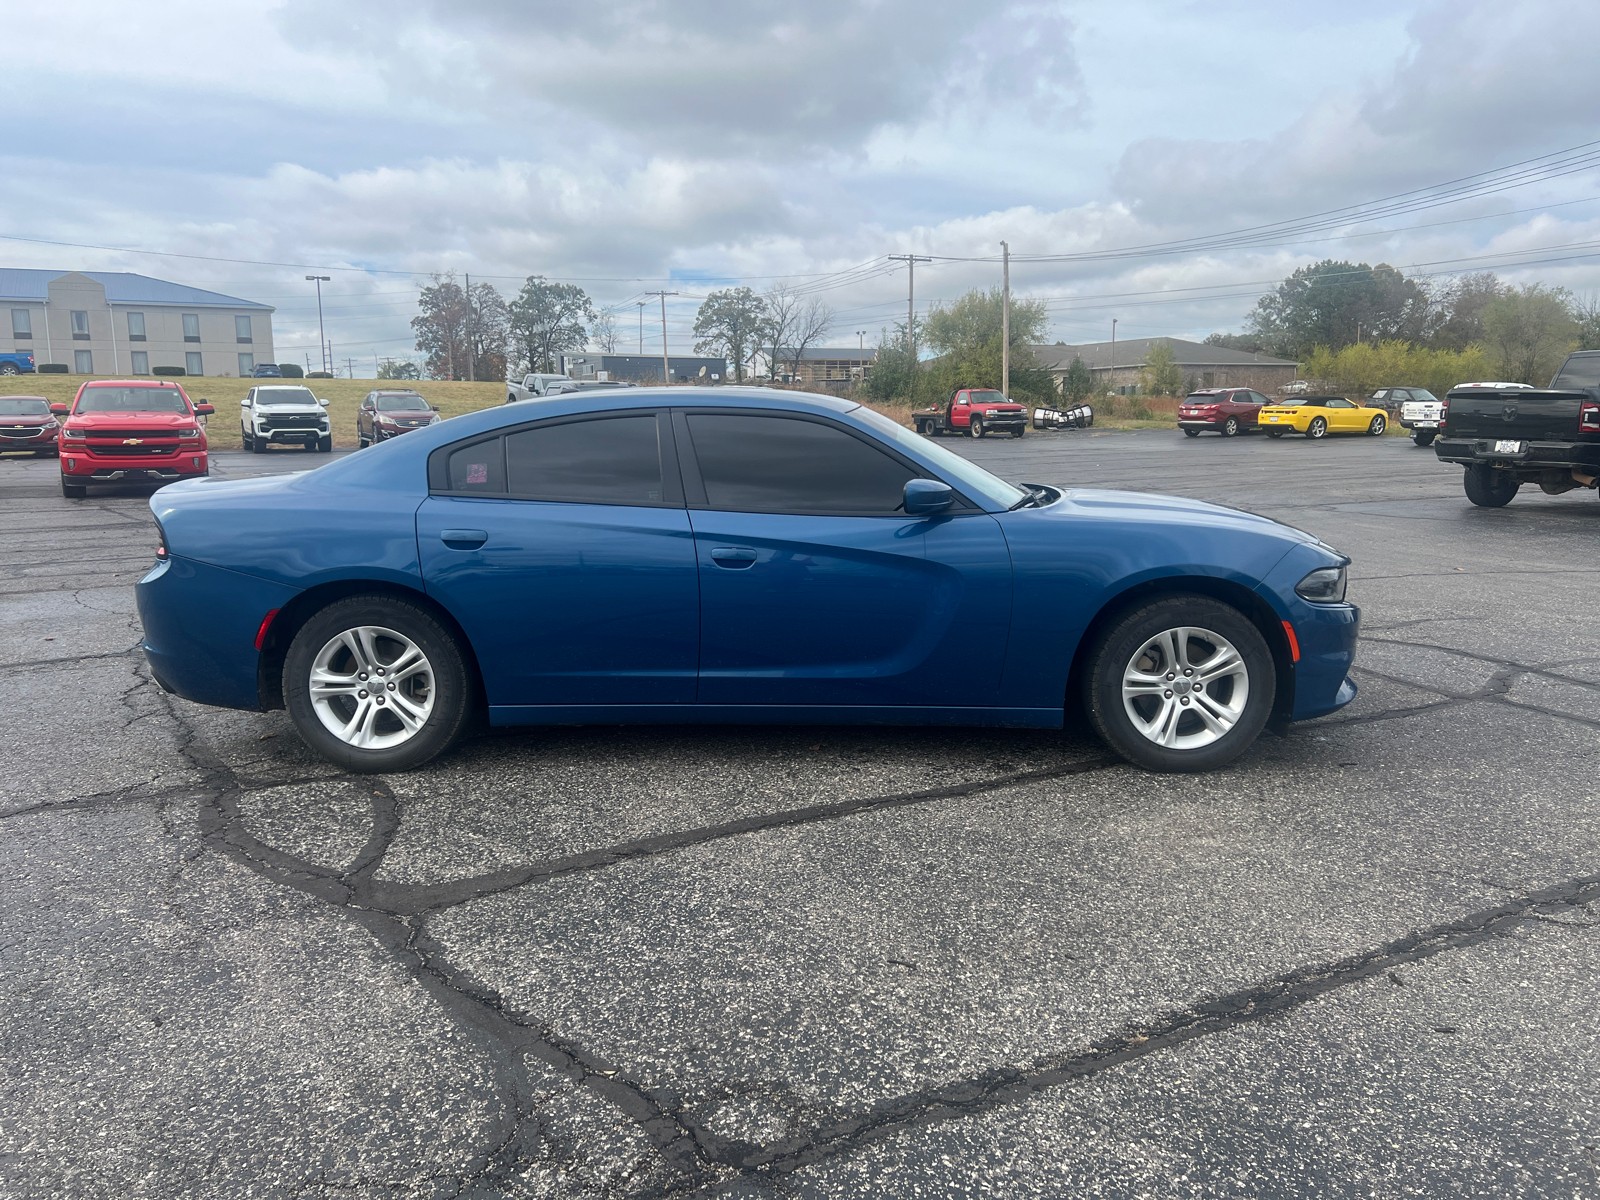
[1083,595,1275,773]
[317,436,333,453]
[970,419,984,439]
[283,596,473,771]
[61,476,86,499]
[1463,464,1519,508]
[1368,415,1386,436]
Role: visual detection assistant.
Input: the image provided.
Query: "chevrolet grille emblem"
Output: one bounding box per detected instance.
[122,438,144,445]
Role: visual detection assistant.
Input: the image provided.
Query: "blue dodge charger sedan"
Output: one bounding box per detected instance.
[137,388,1357,773]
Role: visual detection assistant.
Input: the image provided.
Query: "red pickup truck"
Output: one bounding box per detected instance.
[914,389,1028,438]
[54,379,213,499]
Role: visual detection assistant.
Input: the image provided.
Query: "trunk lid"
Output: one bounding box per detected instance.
[1444,386,1594,440]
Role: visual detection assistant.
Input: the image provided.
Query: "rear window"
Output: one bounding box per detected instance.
[74,386,189,414]
[447,440,505,492]
[506,416,663,505]
[1553,355,1600,389]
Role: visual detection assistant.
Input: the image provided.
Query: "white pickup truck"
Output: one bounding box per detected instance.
[505,373,572,404]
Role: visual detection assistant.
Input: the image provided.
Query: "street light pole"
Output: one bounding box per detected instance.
[306,276,330,373]
[637,301,646,355]
[1110,317,1118,397]
[1001,241,1010,398]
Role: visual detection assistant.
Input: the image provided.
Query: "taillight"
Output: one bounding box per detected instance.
[1581,402,1600,432]
[155,523,168,561]
[1438,397,1449,432]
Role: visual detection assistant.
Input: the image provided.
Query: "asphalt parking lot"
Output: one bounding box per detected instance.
[3,429,1598,1199]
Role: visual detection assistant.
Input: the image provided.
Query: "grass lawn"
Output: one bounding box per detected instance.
[0,375,507,451]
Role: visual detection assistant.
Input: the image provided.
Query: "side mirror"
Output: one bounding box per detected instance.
[318,398,330,407]
[49,403,68,415]
[195,403,214,415]
[904,478,955,516]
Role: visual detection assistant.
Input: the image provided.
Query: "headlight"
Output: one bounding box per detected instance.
[1295,565,1348,603]
[178,428,200,439]
[63,428,86,439]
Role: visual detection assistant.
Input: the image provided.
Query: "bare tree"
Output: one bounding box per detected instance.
[784,298,834,379]
[760,285,800,379]
[591,308,619,354]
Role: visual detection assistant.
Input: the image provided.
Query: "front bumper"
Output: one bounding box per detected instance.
[257,427,326,443]
[1256,543,1360,723]
[62,450,207,478]
[0,429,58,450]
[1434,437,1600,469]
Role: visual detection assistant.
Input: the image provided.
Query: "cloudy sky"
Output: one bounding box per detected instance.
[3,0,1598,372]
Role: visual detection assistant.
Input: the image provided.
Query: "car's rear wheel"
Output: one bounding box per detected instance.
[1368,415,1386,436]
[1222,416,1240,437]
[283,596,472,772]
[1413,428,1436,447]
[0,363,19,376]
[1463,464,1519,508]
[1183,428,1200,438]
[61,476,85,499]
[1306,417,1327,439]
[1083,595,1275,773]
[1266,429,1285,438]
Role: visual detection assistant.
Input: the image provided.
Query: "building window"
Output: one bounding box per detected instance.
[71,310,90,339]
[127,311,146,341]
[238,352,255,375]
[186,351,203,376]
[74,349,94,374]
[131,350,149,375]
[11,309,30,339]
[235,315,252,343]
[182,313,200,342]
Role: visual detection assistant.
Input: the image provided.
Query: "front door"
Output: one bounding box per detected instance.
[417,411,699,707]
[679,411,1012,709]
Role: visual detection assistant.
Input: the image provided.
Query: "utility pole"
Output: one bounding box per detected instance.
[1001,241,1011,398]
[1110,318,1117,397]
[465,273,474,383]
[888,255,932,395]
[637,301,646,355]
[346,357,353,380]
[644,291,679,384]
[305,276,330,373]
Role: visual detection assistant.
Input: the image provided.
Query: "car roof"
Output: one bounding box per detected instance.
[82,378,182,387]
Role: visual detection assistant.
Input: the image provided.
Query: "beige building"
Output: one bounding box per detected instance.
[0,269,274,377]
[1033,336,1299,395]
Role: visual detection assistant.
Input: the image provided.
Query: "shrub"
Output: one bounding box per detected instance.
[39,363,68,374]
[278,363,304,378]
[152,366,187,376]
[307,370,333,379]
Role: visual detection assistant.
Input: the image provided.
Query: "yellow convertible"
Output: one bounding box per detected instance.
[1258,395,1387,440]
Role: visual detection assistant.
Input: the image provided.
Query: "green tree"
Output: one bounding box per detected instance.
[861,321,920,404]
[508,276,594,374]
[376,358,421,379]
[1138,341,1184,396]
[1482,284,1578,384]
[411,273,470,380]
[464,281,510,382]
[1061,355,1095,404]
[1574,293,1600,351]
[1248,260,1435,357]
[1431,272,1504,351]
[922,287,1053,402]
[693,287,766,382]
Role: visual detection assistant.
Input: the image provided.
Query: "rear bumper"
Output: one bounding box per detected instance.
[1434,438,1600,469]
[1178,419,1223,430]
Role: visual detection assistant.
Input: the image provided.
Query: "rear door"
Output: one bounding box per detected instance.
[677,410,1013,709]
[417,411,700,707]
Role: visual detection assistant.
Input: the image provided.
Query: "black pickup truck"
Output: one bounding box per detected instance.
[1434,351,1600,506]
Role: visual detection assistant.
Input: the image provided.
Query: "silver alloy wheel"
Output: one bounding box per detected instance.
[1369,415,1385,435]
[1308,417,1326,439]
[1120,625,1250,750]
[308,625,435,749]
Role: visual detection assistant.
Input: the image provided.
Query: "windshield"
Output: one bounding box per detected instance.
[0,398,50,416]
[850,405,1027,509]
[1553,355,1600,389]
[255,387,317,407]
[74,386,190,415]
[377,393,430,412]
[967,390,1008,403]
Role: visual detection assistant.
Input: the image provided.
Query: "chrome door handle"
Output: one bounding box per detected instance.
[710,546,757,568]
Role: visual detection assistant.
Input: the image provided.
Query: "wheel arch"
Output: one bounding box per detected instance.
[257,577,486,712]
[1064,574,1296,735]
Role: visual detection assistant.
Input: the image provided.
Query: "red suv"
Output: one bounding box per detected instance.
[1177,388,1270,437]
[0,395,60,456]
[54,380,214,499]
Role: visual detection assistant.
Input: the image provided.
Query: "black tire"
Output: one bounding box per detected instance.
[241,430,254,451]
[1463,464,1519,508]
[1011,427,1024,438]
[0,363,19,376]
[1222,416,1240,437]
[1082,595,1276,773]
[318,436,333,453]
[283,595,472,772]
[1306,417,1327,440]
[1368,415,1386,436]
[1412,428,1436,447]
[61,476,86,499]
[358,434,370,449]
[251,435,268,454]
[1183,428,1200,438]
[1266,429,1285,439]
[970,419,984,439]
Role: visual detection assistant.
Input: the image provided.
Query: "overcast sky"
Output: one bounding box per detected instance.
[3,0,1598,371]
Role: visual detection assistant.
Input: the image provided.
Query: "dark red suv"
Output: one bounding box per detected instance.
[1177,388,1271,437]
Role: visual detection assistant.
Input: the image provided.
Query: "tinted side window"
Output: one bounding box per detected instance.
[506,416,663,505]
[687,414,915,515]
[448,439,505,492]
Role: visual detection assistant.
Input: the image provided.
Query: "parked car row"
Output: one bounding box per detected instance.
[1178,389,1390,440]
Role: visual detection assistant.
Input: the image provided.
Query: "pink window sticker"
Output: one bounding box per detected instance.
[465,462,488,484]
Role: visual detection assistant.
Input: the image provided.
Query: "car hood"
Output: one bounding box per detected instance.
[1029,487,1323,546]
[69,410,195,427]
[0,415,55,425]
[253,403,324,414]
